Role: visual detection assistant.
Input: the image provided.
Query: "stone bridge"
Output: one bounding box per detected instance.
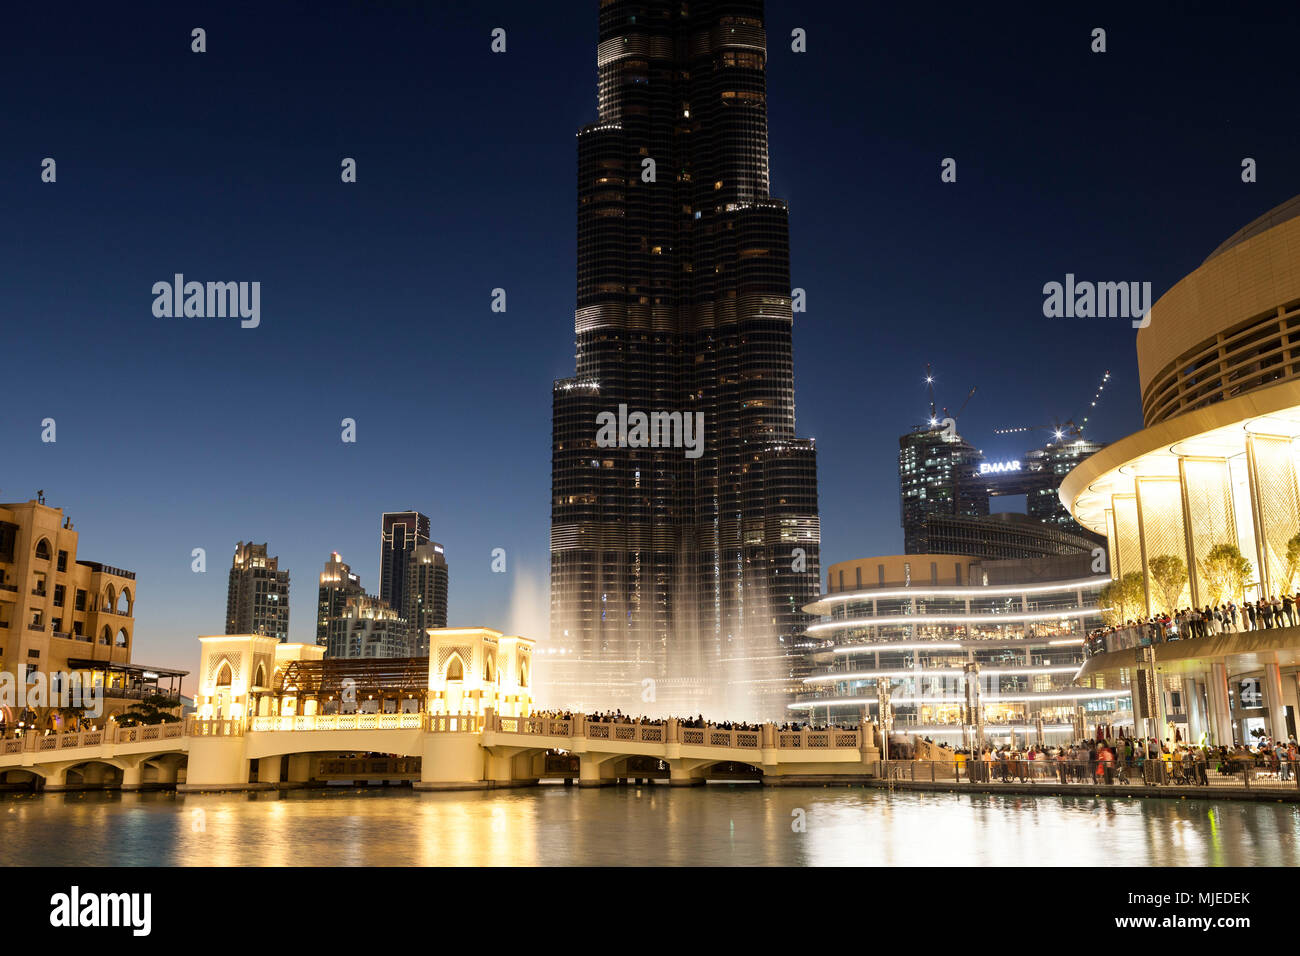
[0,722,188,791]
[0,712,880,792]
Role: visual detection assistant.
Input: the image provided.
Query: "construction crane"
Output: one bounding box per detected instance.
[993,370,1111,442]
[922,365,977,427]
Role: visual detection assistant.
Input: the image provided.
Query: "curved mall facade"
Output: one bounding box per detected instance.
[1062,195,1300,746]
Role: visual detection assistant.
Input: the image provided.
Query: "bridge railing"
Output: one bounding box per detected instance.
[1,722,189,755]
[185,718,244,738]
[777,729,862,749]
[428,713,483,733]
[586,722,669,744]
[495,716,574,736]
[247,713,428,733]
[117,723,184,744]
[679,727,762,748]
[487,716,863,750]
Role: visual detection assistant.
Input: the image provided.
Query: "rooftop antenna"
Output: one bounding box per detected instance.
[924,364,937,425]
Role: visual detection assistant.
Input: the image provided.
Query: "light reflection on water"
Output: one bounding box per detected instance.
[1,786,1296,866]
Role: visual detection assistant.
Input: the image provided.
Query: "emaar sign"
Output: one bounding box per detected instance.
[979,460,1021,475]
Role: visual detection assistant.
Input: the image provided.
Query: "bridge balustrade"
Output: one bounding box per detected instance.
[247,713,428,733]
[185,718,244,737]
[488,716,860,751]
[0,722,185,755]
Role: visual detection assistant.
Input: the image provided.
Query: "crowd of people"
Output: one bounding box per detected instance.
[895,730,1300,786]
[527,709,847,733]
[1088,592,1300,657]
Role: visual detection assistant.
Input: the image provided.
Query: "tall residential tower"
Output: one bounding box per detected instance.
[550,0,821,721]
[224,541,290,641]
[379,510,429,624]
[405,542,448,656]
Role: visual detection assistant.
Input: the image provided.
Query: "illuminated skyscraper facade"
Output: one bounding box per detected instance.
[550,0,821,720]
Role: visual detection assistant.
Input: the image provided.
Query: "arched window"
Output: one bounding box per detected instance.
[34,538,51,561]
[116,588,131,616]
[116,628,129,648]
[253,663,266,689]
[446,655,464,682]
[99,626,112,646]
[484,654,495,682]
[104,585,116,613]
[215,662,233,687]
[519,661,529,688]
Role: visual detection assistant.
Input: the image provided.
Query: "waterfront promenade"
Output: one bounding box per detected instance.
[878,757,1300,801]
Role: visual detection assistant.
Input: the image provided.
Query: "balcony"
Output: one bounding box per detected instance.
[31,589,46,598]
[0,583,16,593]
[77,562,135,581]
[27,623,45,632]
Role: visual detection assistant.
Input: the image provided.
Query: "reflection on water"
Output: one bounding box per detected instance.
[1,786,1296,866]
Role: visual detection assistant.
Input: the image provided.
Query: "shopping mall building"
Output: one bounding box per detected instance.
[1062,194,1300,747]
[792,553,1120,745]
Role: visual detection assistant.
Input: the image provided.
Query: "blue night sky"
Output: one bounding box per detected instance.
[3,1,1298,688]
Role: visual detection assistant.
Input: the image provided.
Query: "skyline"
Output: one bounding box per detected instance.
[4,1,1300,690]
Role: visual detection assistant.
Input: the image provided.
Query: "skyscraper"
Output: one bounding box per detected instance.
[405,542,448,656]
[325,593,410,660]
[379,510,429,625]
[225,541,290,641]
[550,1,821,721]
[899,424,988,553]
[316,551,364,647]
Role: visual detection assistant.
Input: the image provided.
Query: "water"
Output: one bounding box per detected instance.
[1,785,1296,866]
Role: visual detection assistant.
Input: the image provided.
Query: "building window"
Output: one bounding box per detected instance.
[75,589,86,611]
[57,550,67,572]
[34,538,51,561]
[53,584,65,607]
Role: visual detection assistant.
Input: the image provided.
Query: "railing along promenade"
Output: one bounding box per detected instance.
[884,758,1300,794]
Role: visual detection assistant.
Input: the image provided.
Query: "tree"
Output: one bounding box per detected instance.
[1202,543,1252,605]
[1148,554,1188,615]
[1099,571,1147,625]
[1285,532,1300,592]
[114,694,181,727]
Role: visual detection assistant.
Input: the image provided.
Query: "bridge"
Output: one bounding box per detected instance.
[0,711,879,792]
[0,629,881,792]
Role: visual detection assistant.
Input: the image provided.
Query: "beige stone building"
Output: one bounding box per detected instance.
[0,496,183,730]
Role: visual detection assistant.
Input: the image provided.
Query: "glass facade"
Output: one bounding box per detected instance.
[796,561,1122,743]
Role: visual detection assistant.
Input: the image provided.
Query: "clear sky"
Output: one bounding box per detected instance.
[3,1,1298,692]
